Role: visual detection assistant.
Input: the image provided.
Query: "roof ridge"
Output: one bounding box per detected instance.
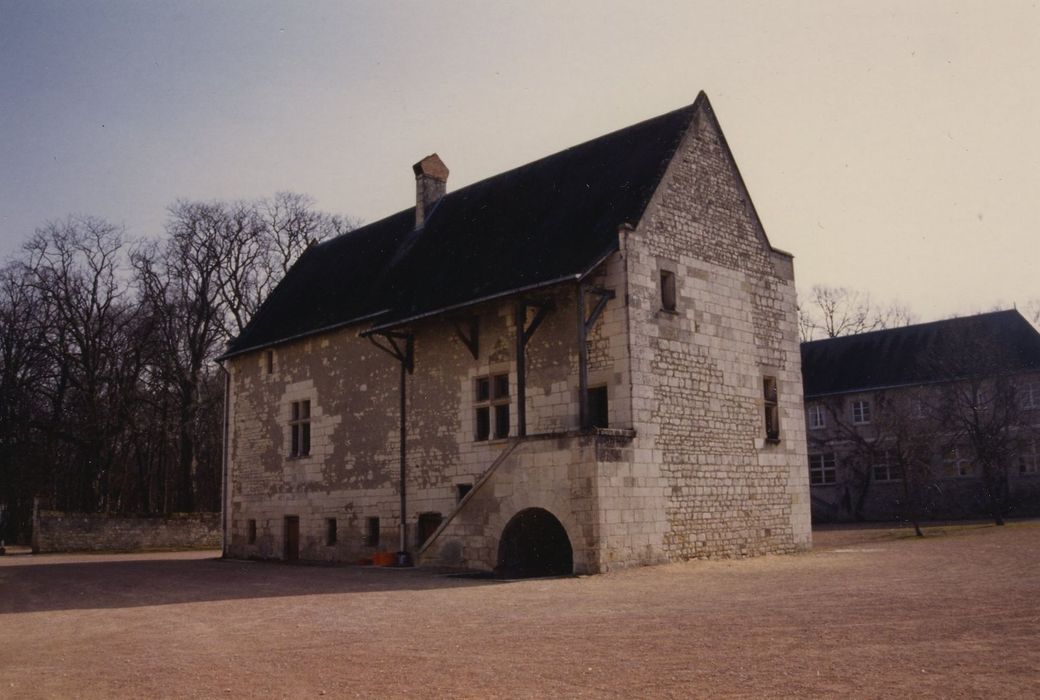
[801,308,1023,346]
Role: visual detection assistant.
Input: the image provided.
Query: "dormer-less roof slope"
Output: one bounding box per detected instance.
[224,92,747,358]
[801,310,1040,398]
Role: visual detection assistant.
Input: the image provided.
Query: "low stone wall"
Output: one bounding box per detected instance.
[31,508,220,553]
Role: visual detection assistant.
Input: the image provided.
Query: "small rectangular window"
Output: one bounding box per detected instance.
[247,519,257,544]
[494,404,510,439]
[475,406,491,441]
[326,518,337,546]
[266,350,274,374]
[365,517,380,547]
[1021,383,1039,410]
[944,446,974,477]
[475,373,509,440]
[1020,440,1039,475]
[417,512,443,547]
[852,400,871,425]
[763,377,780,441]
[290,400,311,457]
[493,374,510,400]
[809,453,837,485]
[588,386,609,428]
[456,483,473,502]
[660,269,677,311]
[871,450,902,482]
[807,404,825,430]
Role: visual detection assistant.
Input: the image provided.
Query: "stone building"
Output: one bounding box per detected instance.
[801,310,1040,523]
[219,92,811,575]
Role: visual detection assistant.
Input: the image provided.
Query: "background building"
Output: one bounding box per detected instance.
[802,310,1040,524]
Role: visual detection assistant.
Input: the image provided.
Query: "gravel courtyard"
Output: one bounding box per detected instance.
[1,522,1037,699]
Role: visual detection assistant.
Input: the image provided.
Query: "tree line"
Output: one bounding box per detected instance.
[0,193,356,543]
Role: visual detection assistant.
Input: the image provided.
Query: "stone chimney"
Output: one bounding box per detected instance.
[413,153,449,228]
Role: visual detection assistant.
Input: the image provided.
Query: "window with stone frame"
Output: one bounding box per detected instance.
[1020,382,1040,410]
[943,446,974,477]
[659,269,677,312]
[289,400,311,457]
[325,518,337,546]
[872,449,902,482]
[365,517,380,547]
[807,403,825,430]
[1020,440,1039,475]
[587,385,609,429]
[809,453,837,486]
[763,376,780,441]
[852,399,872,425]
[474,373,510,441]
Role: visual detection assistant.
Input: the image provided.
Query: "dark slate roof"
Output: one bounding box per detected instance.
[801,310,1040,397]
[223,94,707,358]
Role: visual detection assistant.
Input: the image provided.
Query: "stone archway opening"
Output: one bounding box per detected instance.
[496,508,573,578]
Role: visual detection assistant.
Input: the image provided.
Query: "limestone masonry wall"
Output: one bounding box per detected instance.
[224,97,811,572]
[225,280,626,565]
[31,509,219,553]
[614,99,811,566]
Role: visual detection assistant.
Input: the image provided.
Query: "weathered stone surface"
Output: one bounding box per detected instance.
[224,97,811,572]
[32,511,219,553]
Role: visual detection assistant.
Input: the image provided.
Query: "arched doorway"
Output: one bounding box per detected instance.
[496,508,573,578]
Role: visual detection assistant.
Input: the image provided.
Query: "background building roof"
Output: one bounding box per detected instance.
[801,310,1040,398]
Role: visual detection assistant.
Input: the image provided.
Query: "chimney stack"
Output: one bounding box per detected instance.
[412,154,449,228]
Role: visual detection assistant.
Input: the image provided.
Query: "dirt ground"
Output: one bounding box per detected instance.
[1,521,1038,699]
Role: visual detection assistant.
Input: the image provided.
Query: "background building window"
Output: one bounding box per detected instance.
[660,269,677,311]
[809,453,837,485]
[872,450,902,482]
[852,400,871,425]
[763,376,780,441]
[943,446,974,477]
[1019,441,1039,475]
[807,404,825,430]
[265,349,274,374]
[475,374,509,440]
[326,518,337,546]
[1021,383,1039,410]
[290,400,311,457]
[247,519,257,544]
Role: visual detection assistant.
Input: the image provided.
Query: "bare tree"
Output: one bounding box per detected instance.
[22,217,146,511]
[134,202,228,512]
[799,285,916,342]
[812,392,934,534]
[0,262,52,540]
[925,321,1034,526]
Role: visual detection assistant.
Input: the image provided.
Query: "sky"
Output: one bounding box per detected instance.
[1,0,1038,322]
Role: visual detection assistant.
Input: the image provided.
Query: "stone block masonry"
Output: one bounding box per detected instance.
[31,506,220,553]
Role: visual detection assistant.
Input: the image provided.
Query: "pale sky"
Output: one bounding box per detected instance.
[2,1,1037,321]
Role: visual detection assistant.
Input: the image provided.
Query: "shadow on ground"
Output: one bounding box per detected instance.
[0,552,500,614]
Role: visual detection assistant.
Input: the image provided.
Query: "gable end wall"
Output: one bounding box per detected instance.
[612,99,811,565]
